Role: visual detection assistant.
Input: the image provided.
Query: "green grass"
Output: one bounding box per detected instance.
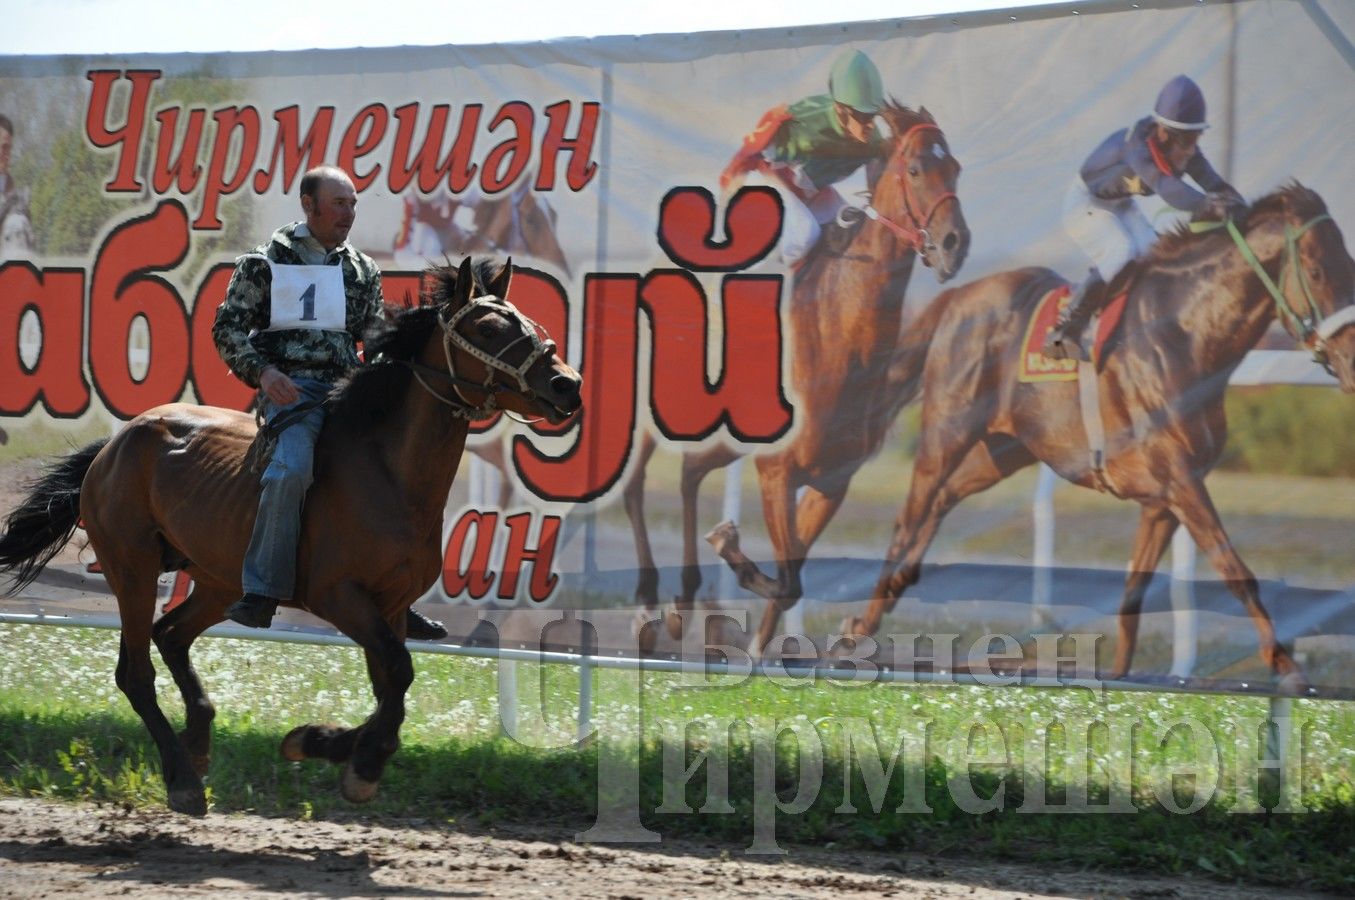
[1,622,1354,890]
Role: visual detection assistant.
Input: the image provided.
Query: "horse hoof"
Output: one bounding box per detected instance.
[341,765,380,804]
[631,610,658,655]
[281,726,309,762]
[663,605,685,641]
[705,520,739,556]
[1278,670,1311,697]
[168,787,207,817]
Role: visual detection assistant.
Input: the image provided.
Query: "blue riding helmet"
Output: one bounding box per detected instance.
[1152,75,1209,131]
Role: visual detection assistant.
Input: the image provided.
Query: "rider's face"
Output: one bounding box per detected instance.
[836,103,876,143]
[1155,125,1201,171]
[302,174,358,250]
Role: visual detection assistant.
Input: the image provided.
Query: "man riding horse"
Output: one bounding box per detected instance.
[212,165,446,639]
[1044,74,1247,360]
[720,48,887,266]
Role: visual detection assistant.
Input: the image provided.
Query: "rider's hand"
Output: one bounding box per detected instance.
[259,366,301,407]
[1202,190,1247,223]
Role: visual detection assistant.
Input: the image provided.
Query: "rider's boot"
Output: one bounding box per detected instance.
[226,592,280,629]
[406,606,449,641]
[1042,269,1107,362]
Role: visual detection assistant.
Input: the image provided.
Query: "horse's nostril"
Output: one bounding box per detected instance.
[943,231,958,252]
[552,374,580,396]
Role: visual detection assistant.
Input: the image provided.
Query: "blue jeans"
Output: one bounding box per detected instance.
[241,377,332,599]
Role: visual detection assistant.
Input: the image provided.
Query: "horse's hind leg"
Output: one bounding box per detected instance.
[152,582,232,777]
[1106,504,1179,680]
[101,551,207,815]
[847,435,1033,639]
[668,443,740,641]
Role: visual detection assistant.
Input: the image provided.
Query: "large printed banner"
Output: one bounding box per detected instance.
[2,0,1354,697]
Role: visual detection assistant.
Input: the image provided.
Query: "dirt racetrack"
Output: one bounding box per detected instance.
[0,796,1332,899]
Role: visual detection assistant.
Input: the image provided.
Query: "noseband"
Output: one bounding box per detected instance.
[404,294,557,421]
[859,122,958,258]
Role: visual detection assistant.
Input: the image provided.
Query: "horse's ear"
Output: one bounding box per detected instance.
[452,256,475,307]
[488,257,513,300]
[919,106,936,124]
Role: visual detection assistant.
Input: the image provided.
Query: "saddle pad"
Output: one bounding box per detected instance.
[1017,285,1127,383]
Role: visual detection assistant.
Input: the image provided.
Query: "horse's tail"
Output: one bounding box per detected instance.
[0,438,109,596]
[885,292,953,411]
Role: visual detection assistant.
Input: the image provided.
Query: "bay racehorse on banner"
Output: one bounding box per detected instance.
[627,103,970,656]
[0,257,582,815]
[840,183,1355,688]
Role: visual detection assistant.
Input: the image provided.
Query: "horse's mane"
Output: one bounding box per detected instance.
[878,101,936,146]
[1143,181,1326,265]
[325,257,503,431]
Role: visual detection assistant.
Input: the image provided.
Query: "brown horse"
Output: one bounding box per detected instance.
[841,183,1355,687]
[627,104,970,656]
[0,257,582,815]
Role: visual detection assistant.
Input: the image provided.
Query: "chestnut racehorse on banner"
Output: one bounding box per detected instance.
[0,258,582,815]
[626,103,970,656]
[840,183,1355,689]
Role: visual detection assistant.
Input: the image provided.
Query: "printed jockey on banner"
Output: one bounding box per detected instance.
[213,165,447,640]
[720,49,888,267]
[392,186,482,269]
[1043,74,1247,361]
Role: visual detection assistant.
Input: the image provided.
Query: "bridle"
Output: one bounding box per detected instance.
[1198,213,1353,374]
[857,122,958,259]
[400,294,558,421]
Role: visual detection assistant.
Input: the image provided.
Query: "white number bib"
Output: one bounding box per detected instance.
[255,257,347,332]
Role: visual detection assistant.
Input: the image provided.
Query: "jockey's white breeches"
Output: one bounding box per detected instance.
[1062,178,1158,281]
[743,171,847,266]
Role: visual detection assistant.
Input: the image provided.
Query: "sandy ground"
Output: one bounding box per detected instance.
[0,796,1328,900]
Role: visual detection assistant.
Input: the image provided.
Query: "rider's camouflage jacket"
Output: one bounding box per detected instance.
[212,222,385,388]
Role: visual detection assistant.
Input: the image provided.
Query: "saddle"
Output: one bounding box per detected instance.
[1018,281,1130,383]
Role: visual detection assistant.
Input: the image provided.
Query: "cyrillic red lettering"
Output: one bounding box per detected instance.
[498,513,562,602]
[442,509,498,599]
[657,185,782,272]
[482,102,533,193]
[150,106,206,195]
[0,264,90,416]
[253,105,334,194]
[189,263,254,409]
[337,104,389,191]
[89,201,192,417]
[514,274,637,502]
[387,103,483,195]
[535,100,599,191]
[641,270,791,442]
[194,106,262,230]
[85,69,161,192]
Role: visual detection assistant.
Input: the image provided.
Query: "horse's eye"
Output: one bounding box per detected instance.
[1308,265,1323,283]
[476,320,498,339]
[908,165,921,178]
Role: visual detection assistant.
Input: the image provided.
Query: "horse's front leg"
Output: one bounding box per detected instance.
[1165,464,1305,689]
[152,582,234,777]
[1106,504,1178,680]
[283,583,413,803]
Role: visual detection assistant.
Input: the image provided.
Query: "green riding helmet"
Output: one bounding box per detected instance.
[828,49,884,115]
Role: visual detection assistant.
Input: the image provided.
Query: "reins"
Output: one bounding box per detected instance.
[1193,213,1350,371]
[860,122,958,256]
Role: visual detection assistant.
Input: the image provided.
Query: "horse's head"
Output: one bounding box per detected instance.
[873,104,969,282]
[1248,186,1355,393]
[429,256,583,422]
